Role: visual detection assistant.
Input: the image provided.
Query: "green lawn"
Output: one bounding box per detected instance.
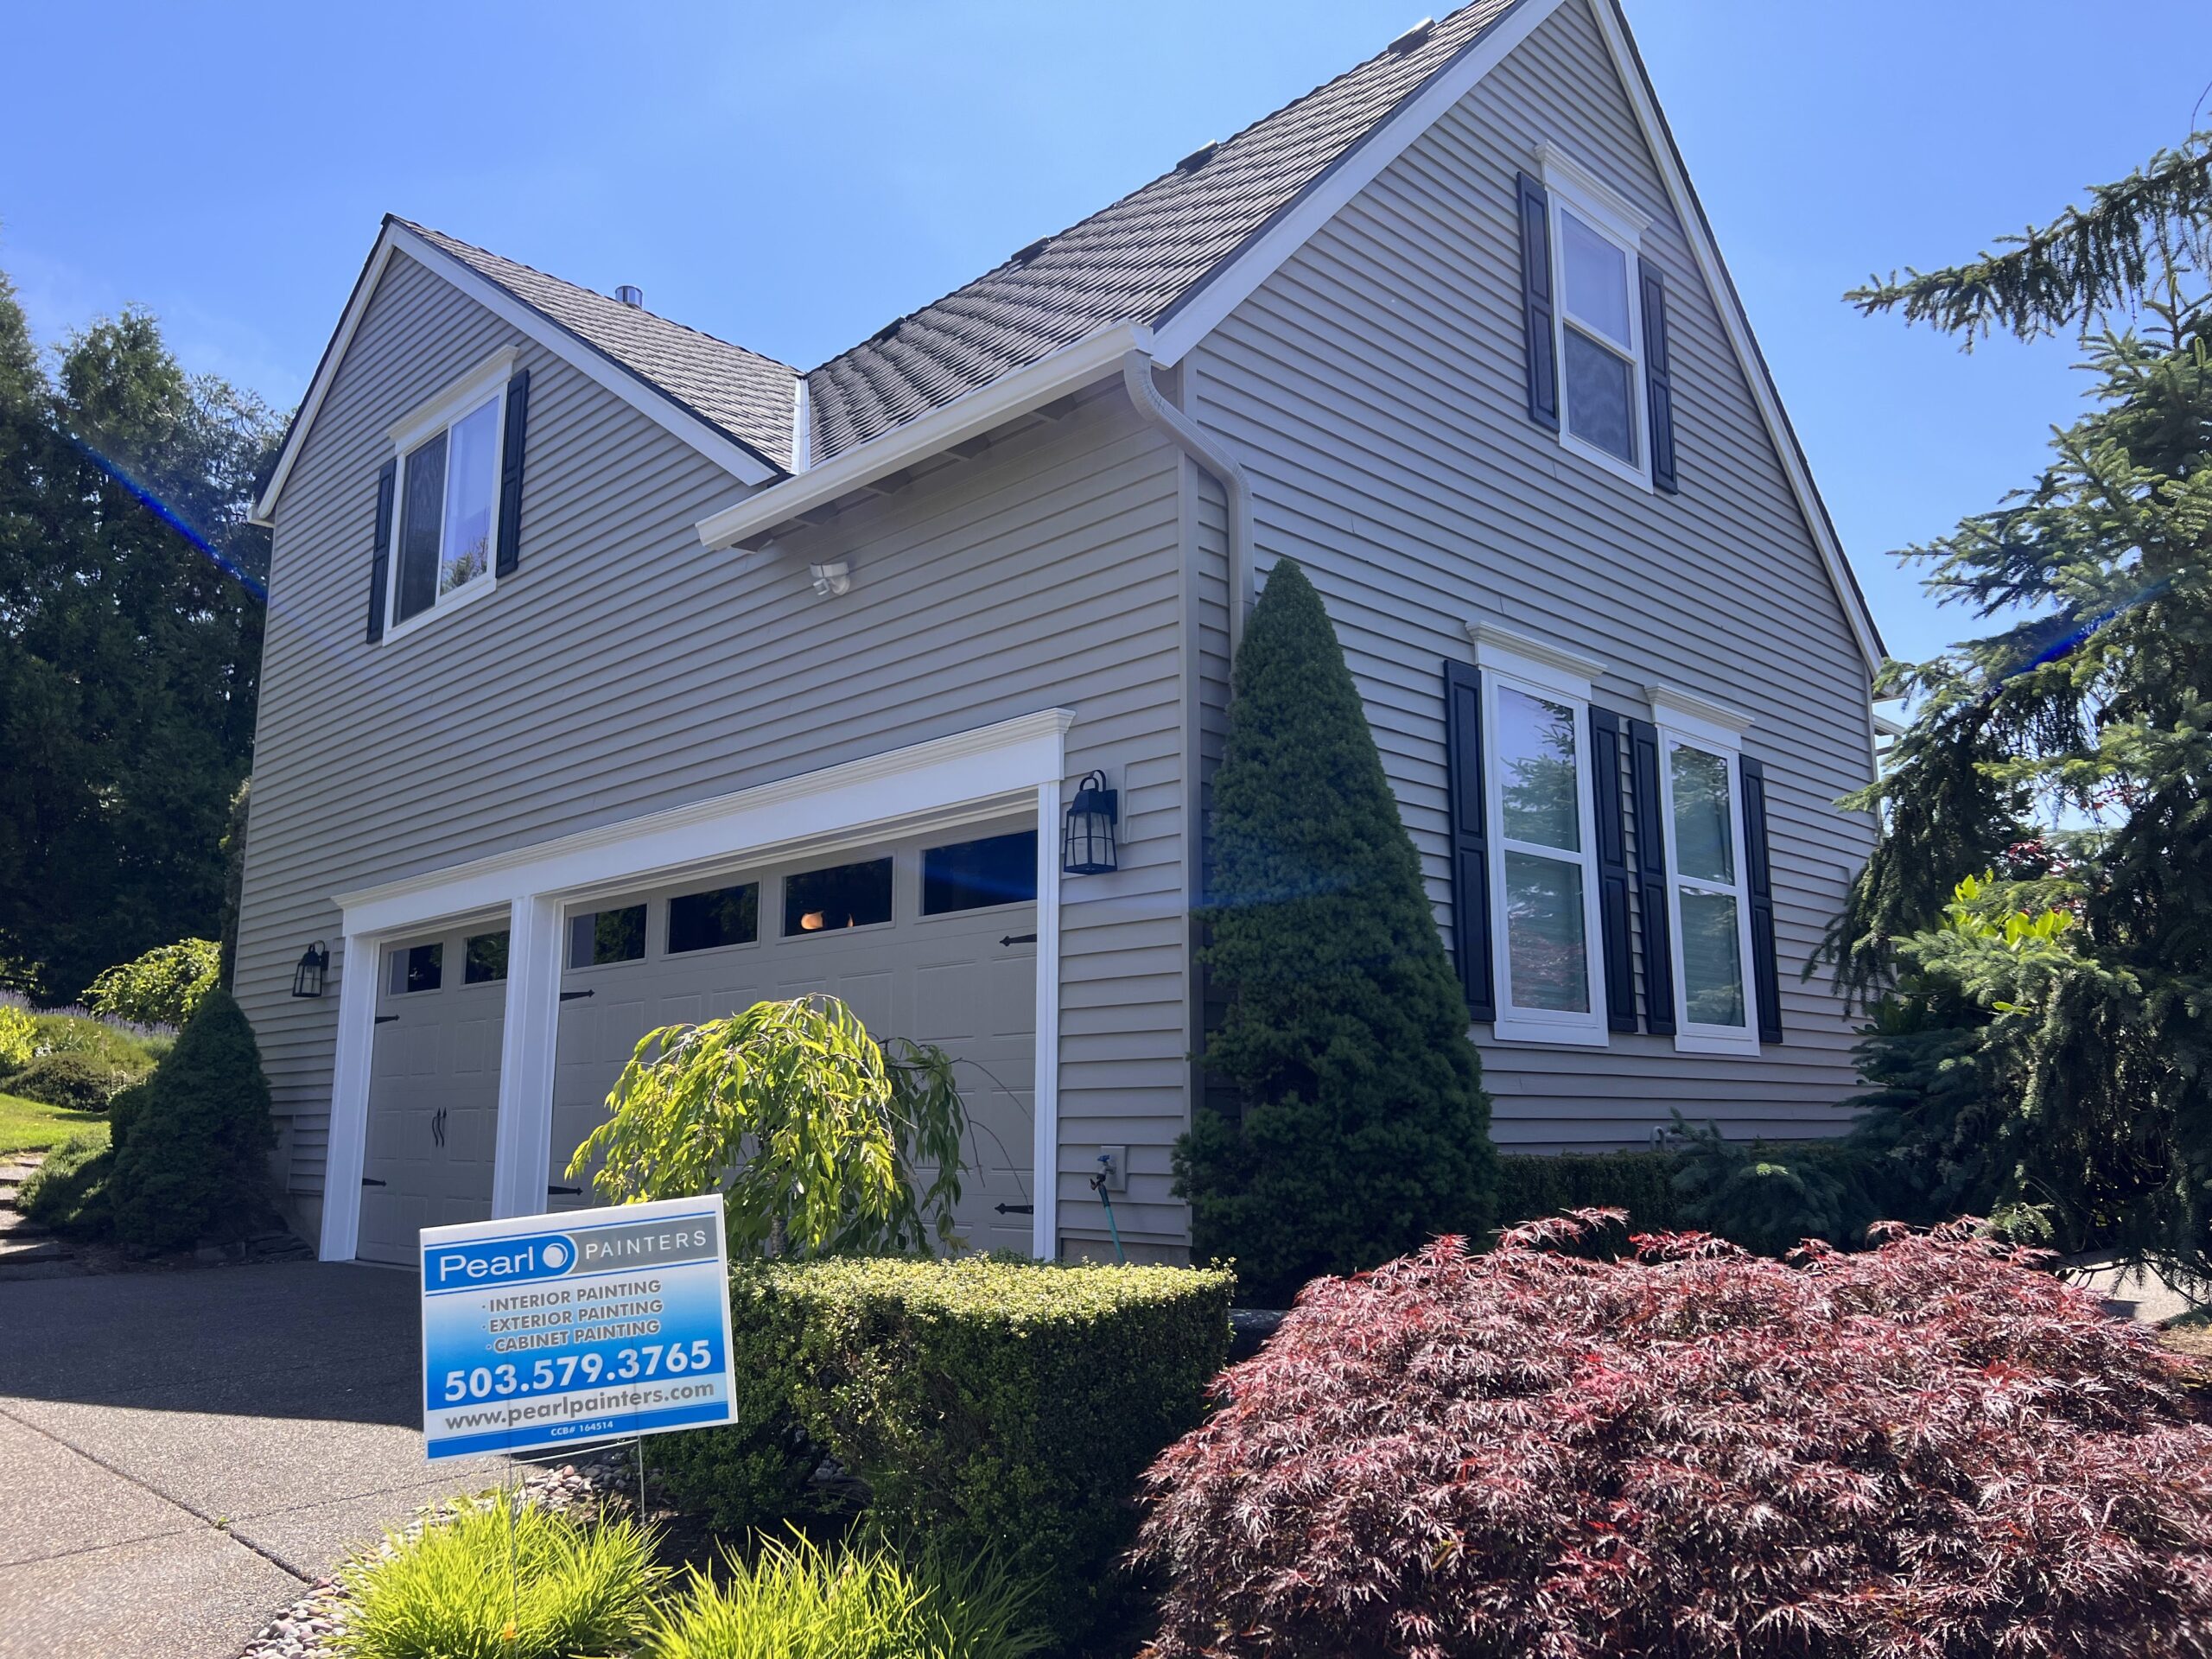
[0,1091,108,1155]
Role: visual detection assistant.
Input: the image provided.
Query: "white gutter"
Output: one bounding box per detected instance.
[695,321,1152,551]
[1119,351,1253,657]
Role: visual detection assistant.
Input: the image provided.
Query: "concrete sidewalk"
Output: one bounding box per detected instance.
[0,1261,504,1659]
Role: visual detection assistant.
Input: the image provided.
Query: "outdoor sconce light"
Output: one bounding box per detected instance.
[290,940,329,999]
[1061,770,1119,875]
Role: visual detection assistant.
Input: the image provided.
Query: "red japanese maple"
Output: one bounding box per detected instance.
[1134,1214,2212,1658]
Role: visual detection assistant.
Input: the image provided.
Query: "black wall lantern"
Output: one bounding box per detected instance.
[291,940,329,999]
[1061,770,1119,874]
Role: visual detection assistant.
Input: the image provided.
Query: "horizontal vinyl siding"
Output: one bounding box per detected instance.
[236,251,1190,1246]
[1189,0,1874,1151]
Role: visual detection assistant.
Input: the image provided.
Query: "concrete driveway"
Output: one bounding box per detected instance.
[0,1261,505,1659]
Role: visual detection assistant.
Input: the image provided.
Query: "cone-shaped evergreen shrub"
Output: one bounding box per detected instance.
[106,988,275,1253]
[1175,560,1496,1303]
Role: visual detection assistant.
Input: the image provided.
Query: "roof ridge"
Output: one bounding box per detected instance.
[393,216,799,377]
[801,3,1491,376]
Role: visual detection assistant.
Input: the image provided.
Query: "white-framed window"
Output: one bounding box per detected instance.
[382,347,514,639]
[1648,686,1758,1056]
[1537,143,1650,489]
[1471,623,1611,1046]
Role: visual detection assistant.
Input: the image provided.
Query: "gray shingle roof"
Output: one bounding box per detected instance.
[802,0,1519,460]
[394,0,1519,474]
[399,219,799,473]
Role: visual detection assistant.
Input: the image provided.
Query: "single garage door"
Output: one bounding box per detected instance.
[548,817,1039,1254]
[357,925,511,1265]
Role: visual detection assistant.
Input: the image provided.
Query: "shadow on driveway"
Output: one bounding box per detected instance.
[0,1260,508,1659]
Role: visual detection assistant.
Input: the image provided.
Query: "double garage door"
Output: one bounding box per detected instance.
[357,816,1039,1265]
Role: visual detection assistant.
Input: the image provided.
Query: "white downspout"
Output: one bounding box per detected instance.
[1119,351,1252,657]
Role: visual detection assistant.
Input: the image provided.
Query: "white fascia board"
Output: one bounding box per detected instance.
[253,222,779,526]
[694,321,1152,550]
[334,709,1076,935]
[1147,0,1567,366]
[1585,0,1885,681]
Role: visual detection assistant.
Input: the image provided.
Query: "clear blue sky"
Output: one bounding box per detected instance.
[6,0,2208,664]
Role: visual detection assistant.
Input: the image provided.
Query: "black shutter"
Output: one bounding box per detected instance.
[1516,172,1559,432]
[494,368,530,578]
[1590,706,1636,1033]
[1741,755,1782,1043]
[365,459,396,643]
[1639,257,1677,493]
[1444,661,1494,1021]
[1627,717,1675,1035]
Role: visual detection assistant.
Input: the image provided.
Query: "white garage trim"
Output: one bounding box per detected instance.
[320,709,1075,1263]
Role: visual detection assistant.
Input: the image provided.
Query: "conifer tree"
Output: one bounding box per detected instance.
[1175,560,1496,1303]
[1832,131,2212,1290]
[106,988,276,1253]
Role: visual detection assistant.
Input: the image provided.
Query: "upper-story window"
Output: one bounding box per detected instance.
[381,348,517,639]
[1556,207,1641,469]
[1517,143,1675,494]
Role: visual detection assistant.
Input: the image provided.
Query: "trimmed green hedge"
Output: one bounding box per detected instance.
[712,1255,1233,1644]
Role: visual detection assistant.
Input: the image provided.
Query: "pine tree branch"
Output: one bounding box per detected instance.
[1847,134,2212,342]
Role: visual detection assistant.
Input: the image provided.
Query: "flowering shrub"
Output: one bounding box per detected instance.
[1133,1213,2212,1659]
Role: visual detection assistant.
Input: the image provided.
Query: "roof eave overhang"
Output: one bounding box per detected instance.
[695,320,1153,551]
[251,219,783,527]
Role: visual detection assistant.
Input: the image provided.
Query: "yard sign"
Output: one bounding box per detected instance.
[418,1194,737,1461]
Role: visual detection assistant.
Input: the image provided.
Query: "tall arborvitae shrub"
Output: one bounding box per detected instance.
[106,988,275,1252]
[1175,560,1496,1304]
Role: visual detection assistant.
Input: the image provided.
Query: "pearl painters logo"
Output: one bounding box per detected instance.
[540,1239,570,1270]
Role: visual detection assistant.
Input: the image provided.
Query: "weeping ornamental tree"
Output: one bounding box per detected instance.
[1176,560,1497,1304]
[1830,133,2212,1287]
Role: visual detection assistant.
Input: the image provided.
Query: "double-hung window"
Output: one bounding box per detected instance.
[1649,688,1759,1055]
[1472,625,1610,1045]
[1535,143,1653,488]
[383,348,514,636]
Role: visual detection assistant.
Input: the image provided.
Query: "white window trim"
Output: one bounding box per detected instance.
[1469,623,1611,1046]
[380,346,517,645]
[1536,143,1650,493]
[1647,684,1760,1056]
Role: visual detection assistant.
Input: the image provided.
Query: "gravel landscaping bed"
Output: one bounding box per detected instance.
[237,1447,642,1659]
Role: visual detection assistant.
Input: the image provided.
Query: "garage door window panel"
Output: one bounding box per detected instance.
[389,942,442,995]
[668,882,760,955]
[783,857,893,936]
[569,904,647,969]
[464,931,508,983]
[921,830,1038,917]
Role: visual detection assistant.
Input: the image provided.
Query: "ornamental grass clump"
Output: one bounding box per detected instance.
[641,1529,1046,1659]
[1133,1212,2212,1659]
[337,1501,660,1659]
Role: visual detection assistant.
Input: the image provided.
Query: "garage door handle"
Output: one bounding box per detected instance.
[559,989,594,1001]
[999,933,1037,947]
[361,1177,387,1187]
[548,1185,582,1197]
[374,1014,399,1025]
[994,1203,1033,1216]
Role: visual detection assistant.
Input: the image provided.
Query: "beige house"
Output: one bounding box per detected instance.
[236,0,1882,1266]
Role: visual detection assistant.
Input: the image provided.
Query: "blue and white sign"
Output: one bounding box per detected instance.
[419,1194,737,1461]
